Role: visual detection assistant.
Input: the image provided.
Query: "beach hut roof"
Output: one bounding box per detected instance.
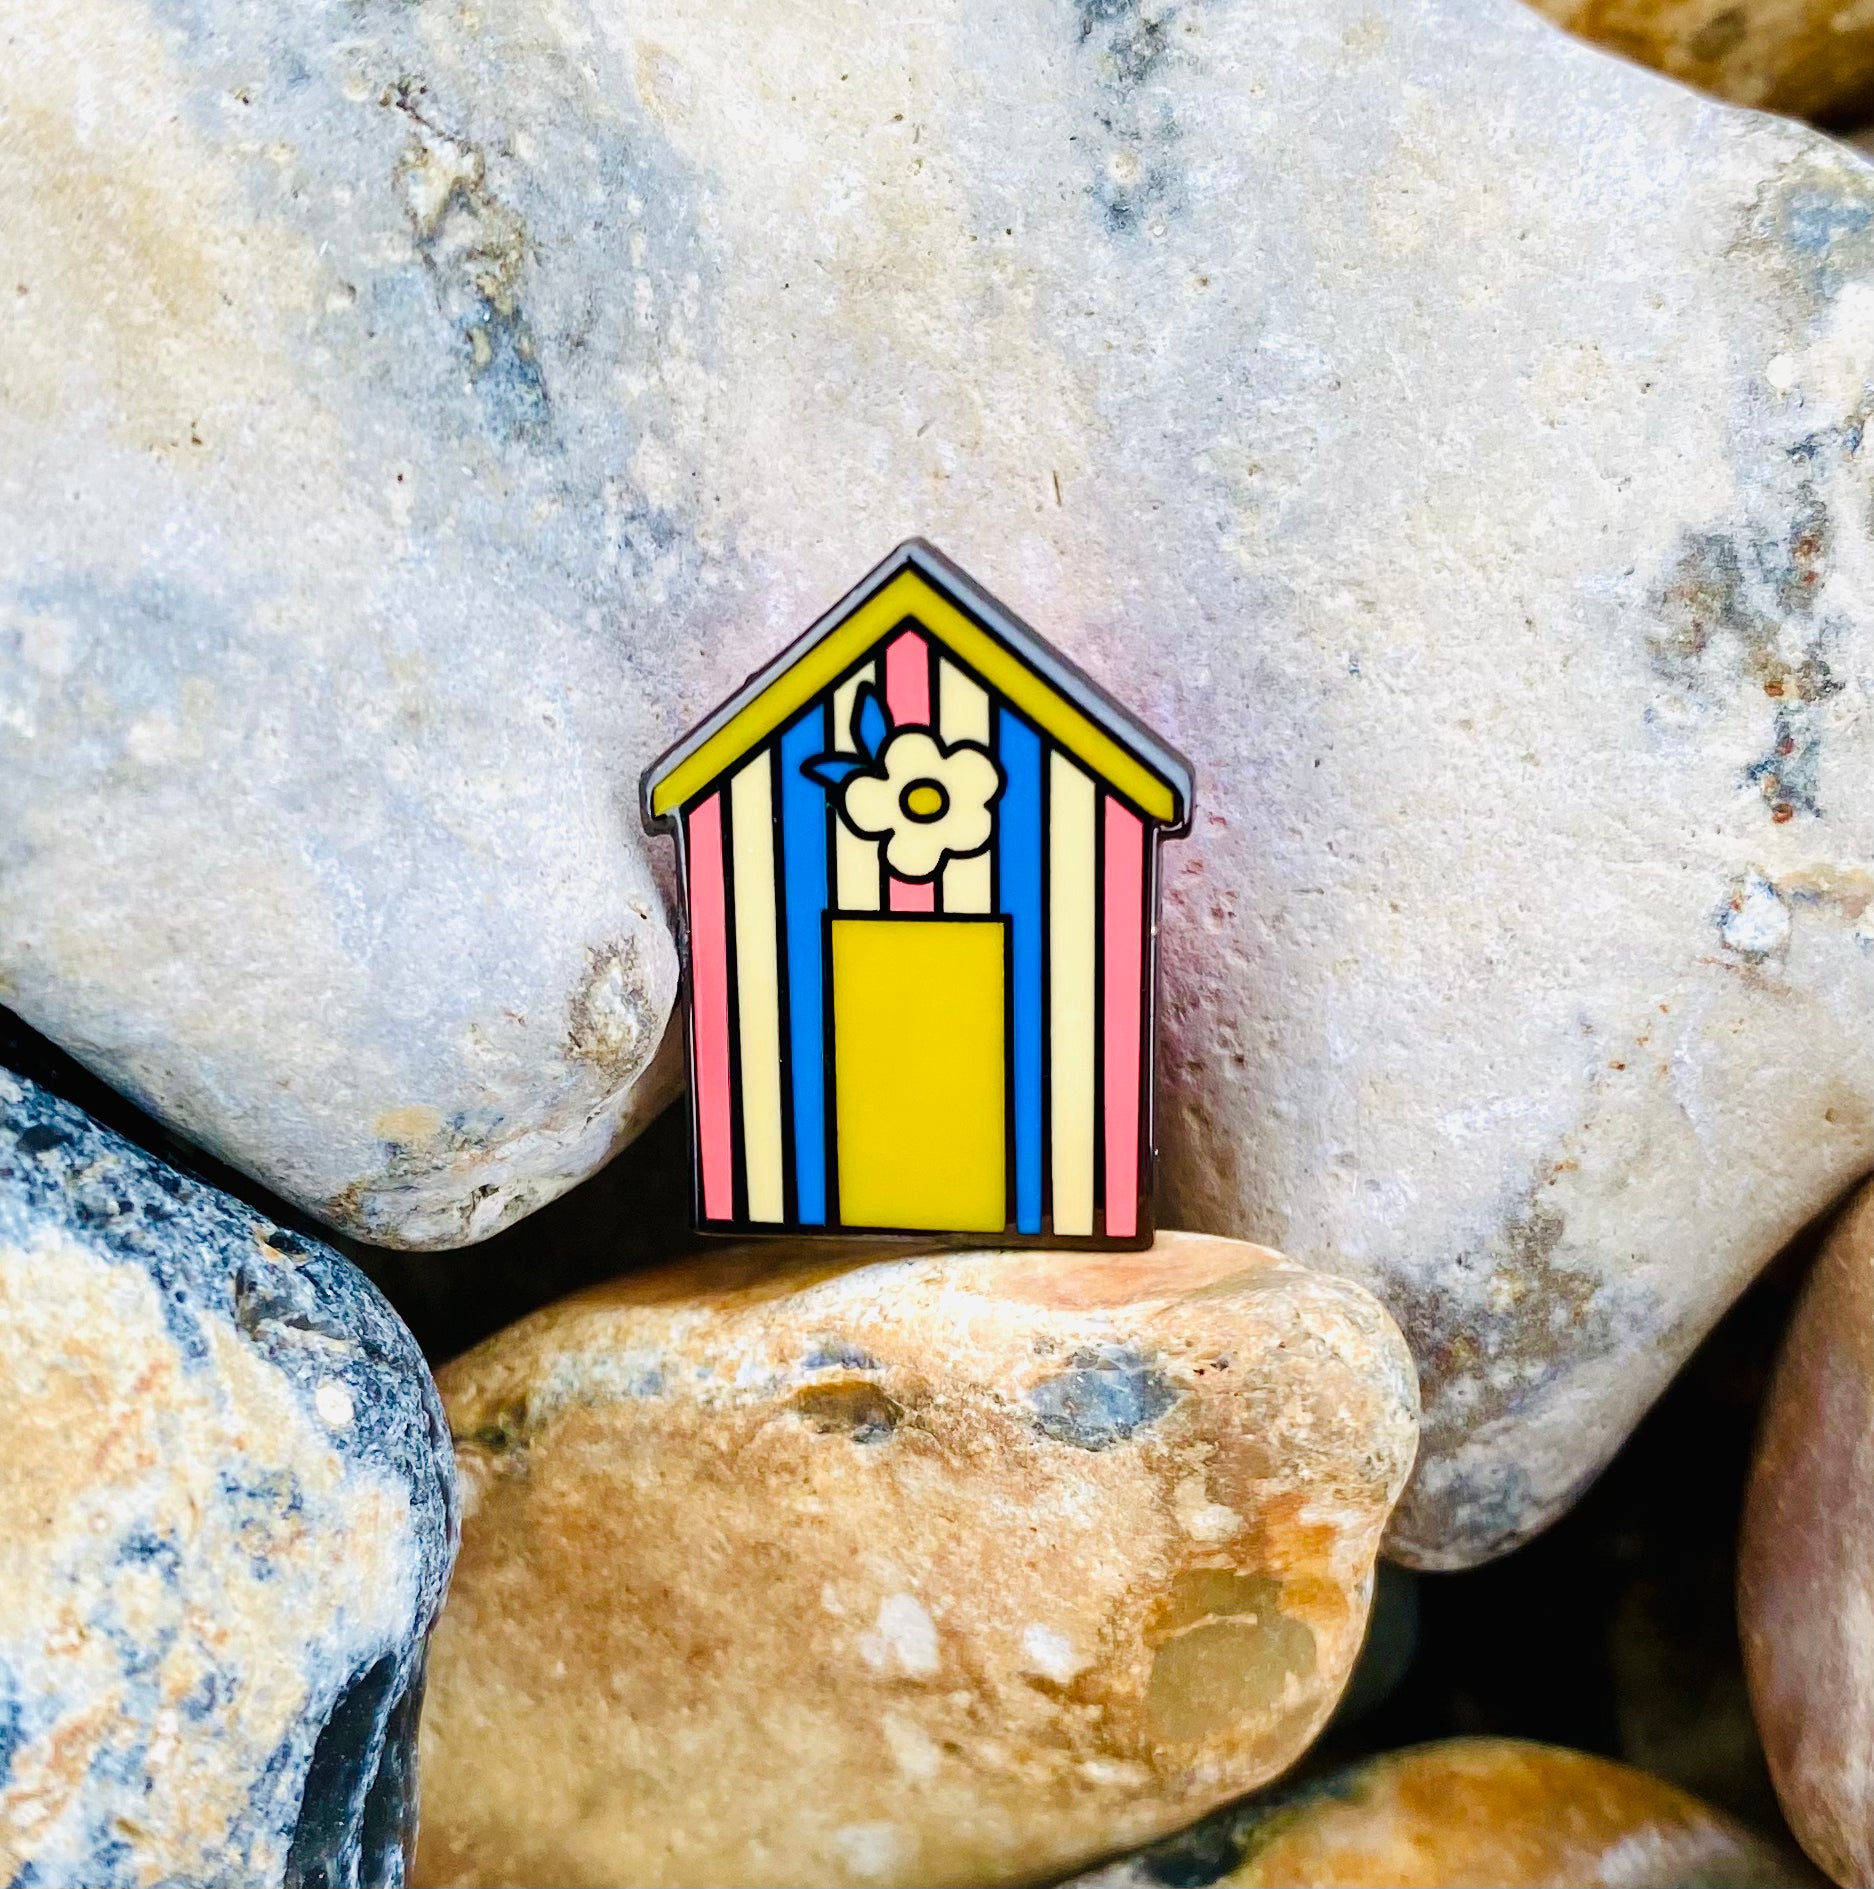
[642,540,1193,832]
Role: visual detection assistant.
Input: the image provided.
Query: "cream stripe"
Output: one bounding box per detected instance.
[832,663,881,912]
[939,660,992,913]
[1048,752,1097,1236]
[730,754,786,1221]
[939,659,991,742]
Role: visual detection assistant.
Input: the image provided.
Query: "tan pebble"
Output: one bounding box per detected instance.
[1523,0,1874,121]
[415,1231,1419,1889]
[1067,1737,1823,1888]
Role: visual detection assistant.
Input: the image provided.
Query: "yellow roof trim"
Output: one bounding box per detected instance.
[649,570,1179,824]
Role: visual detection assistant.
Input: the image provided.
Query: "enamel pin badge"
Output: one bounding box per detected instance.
[641,541,1192,1249]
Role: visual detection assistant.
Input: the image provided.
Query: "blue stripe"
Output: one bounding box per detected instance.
[997,708,1044,1233]
[780,704,830,1224]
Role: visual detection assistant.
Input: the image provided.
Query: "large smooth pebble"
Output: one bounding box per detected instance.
[415,1232,1418,1888]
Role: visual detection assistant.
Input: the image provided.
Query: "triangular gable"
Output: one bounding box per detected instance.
[642,540,1192,830]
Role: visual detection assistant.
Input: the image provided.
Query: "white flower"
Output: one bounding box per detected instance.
[840,729,1002,881]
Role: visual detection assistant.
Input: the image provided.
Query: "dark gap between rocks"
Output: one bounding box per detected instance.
[284,1654,400,1889]
[1295,1230,1820,1851]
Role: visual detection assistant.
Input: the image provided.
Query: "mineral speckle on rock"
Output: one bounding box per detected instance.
[1740,1179,1874,1889]
[0,1067,456,1888]
[1067,1738,1823,1888]
[6,0,1874,1567]
[415,1233,1419,1888]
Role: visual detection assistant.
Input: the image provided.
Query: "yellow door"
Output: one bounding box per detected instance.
[830,918,1007,1232]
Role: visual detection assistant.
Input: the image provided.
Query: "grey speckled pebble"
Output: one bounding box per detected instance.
[0,1068,456,1888]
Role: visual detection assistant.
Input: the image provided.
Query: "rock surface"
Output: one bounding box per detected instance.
[1524,0,1874,123]
[1740,1178,1874,1888]
[414,1232,1418,1889]
[0,1067,456,1888]
[8,0,1874,1560]
[1068,1738,1821,1888]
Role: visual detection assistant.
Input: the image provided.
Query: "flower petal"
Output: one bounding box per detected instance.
[842,772,897,838]
[881,730,945,785]
[935,802,994,859]
[884,825,948,879]
[942,743,1002,813]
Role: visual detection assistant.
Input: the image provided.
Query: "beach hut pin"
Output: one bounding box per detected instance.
[642,541,1192,1249]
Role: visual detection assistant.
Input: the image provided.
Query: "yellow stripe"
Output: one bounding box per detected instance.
[650,570,1177,823]
[939,660,992,914]
[832,663,881,912]
[730,755,785,1221]
[1048,753,1097,1236]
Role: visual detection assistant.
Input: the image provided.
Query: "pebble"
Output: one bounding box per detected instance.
[0,1067,456,1887]
[1067,1738,1822,1888]
[1740,1178,1874,1887]
[1523,0,1874,120]
[414,1233,1418,1887]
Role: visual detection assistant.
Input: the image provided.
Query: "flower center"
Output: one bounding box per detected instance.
[900,779,949,823]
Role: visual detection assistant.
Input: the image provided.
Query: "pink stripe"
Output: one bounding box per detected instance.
[884,626,934,909]
[686,794,735,1221]
[884,628,930,725]
[1102,799,1146,1239]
